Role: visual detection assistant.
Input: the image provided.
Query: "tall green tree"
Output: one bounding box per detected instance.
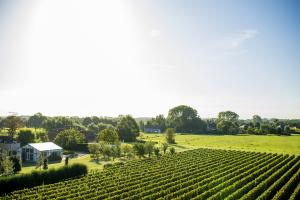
[97,128,119,144]
[117,115,139,142]
[144,141,155,158]
[216,111,239,134]
[17,128,35,146]
[27,113,46,130]
[35,129,49,142]
[122,144,133,159]
[88,143,101,162]
[252,115,262,128]
[165,128,176,144]
[133,143,145,158]
[54,128,84,149]
[167,105,206,133]
[42,117,74,131]
[161,142,169,154]
[0,151,14,176]
[4,116,23,138]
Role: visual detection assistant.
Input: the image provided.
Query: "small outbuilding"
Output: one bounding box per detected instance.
[21,142,63,162]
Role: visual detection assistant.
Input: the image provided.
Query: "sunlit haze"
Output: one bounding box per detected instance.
[0,0,299,119]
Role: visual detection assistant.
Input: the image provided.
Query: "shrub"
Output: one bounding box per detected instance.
[0,163,87,195]
[169,147,176,154]
[70,143,89,153]
[43,159,48,170]
[63,150,75,155]
[9,156,21,173]
[48,153,62,162]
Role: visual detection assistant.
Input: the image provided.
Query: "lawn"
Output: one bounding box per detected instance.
[140,133,300,155]
[20,154,106,174]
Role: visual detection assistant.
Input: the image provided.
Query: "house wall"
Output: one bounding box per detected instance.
[22,145,36,162]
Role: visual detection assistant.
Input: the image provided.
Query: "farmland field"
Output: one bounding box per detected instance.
[141,133,300,155]
[2,148,300,199]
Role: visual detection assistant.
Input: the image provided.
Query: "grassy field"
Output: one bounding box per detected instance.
[140,133,300,155]
[19,133,300,173]
[20,155,106,174]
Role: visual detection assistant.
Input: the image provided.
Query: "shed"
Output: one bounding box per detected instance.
[21,142,63,162]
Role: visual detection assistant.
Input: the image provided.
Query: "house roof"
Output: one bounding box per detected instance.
[28,142,63,151]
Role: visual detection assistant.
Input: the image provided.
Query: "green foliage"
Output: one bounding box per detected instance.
[169,147,176,154]
[26,113,46,130]
[133,143,145,158]
[154,147,160,158]
[16,128,35,146]
[42,117,75,131]
[161,142,169,154]
[0,163,87,195]
[35,128,49,142]
[117,115,139,142]
[252,115,262,126]
[3,115,23,138]
[36,154,45,170]
[165,128,175,144]
[0,154,14,176]
[88,143,101,162]
[97,128,119,144]
[54,128,84,150]
[145,114,166,132]
[144,141,155,157]
[167,105,206,133]
[43,158,48,170]
[9,156,21,173]
[69,143,89,152]
[48,153,62,162]
[121,144,133,159]
[110,144,121,161]
[89,142,121,161]
[217,111,239,134]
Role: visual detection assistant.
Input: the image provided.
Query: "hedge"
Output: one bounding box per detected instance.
[0,163,87,195]
[69,143,89,152]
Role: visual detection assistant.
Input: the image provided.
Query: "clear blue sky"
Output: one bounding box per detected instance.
[0,0,299,119]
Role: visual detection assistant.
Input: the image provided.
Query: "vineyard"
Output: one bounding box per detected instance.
[2,148,300,200]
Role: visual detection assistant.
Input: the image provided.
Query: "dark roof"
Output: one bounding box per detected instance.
[0,136,13,143]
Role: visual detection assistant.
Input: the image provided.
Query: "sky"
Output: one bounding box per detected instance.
[0,0,299,119]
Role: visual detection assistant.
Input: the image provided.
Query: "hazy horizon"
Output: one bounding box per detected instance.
[1,0,300,119]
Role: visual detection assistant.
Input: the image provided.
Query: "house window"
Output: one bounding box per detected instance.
[29,153,33,160]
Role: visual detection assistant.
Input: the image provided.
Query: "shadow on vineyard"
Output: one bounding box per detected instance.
[2,148,300,199]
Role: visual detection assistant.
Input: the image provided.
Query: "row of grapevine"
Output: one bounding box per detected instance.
[1,148,299,200]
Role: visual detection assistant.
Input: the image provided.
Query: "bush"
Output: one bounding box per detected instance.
[0,163,87,195]
[9,156,21,173]
[169,147,176,154]
[48,153,62,162]
[70,143,89,153]
[63,150,75,155]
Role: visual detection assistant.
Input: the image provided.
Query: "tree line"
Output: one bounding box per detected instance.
[0,105,299,143]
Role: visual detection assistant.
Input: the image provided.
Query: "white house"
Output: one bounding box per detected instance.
[21,142,63,162]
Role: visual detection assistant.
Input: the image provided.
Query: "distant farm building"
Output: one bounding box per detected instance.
[144,127,161,133]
